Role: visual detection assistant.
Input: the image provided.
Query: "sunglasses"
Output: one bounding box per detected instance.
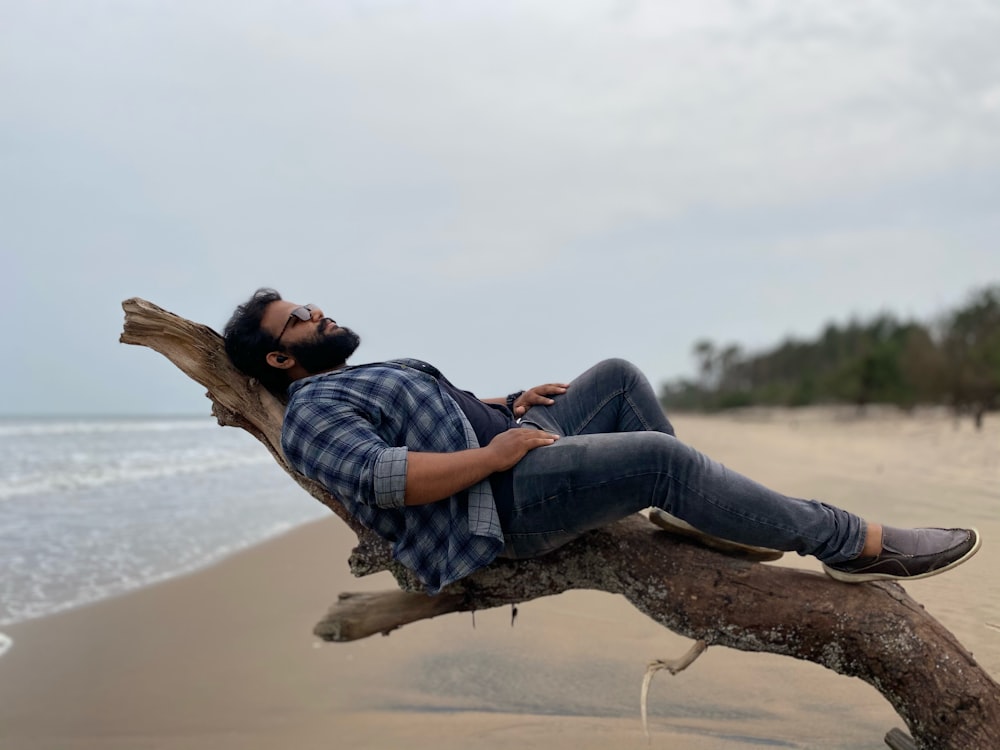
[274,304,317,351]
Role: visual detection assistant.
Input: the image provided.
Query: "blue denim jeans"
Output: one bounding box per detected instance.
[502,359,866,565]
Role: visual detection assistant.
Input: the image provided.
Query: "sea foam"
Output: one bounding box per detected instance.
[0,416,327,627]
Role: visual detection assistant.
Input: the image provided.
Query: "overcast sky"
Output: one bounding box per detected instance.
[3,0,998,416]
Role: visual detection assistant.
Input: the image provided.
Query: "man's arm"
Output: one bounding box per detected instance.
[404,428,559,505]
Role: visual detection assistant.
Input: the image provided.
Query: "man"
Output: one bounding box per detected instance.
[224,288,980,594]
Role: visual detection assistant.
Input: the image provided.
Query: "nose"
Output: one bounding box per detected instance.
[309,306,325,321]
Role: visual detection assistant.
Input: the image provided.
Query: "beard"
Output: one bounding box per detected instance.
[288,324,361,374]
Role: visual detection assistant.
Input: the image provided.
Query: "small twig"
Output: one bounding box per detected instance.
[641,640,708,742]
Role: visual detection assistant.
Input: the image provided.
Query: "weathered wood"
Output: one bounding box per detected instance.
[642,640,709,740]
[314,590,466,640]
[120,297,1000,750]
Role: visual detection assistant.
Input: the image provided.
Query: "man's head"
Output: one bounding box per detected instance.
[223,288,361,397]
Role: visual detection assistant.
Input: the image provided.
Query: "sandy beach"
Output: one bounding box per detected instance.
[1,409,997,750]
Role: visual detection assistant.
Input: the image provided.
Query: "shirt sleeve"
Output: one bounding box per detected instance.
[282,399,409,510]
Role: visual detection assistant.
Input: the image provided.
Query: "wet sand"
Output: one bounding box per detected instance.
[1,408,997,749]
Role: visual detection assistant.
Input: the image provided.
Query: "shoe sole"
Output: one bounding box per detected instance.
[648,509,784,562]
[822,528,982,583]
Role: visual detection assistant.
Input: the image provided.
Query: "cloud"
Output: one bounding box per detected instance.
[3,0,998,412]
[219,0,1000,278]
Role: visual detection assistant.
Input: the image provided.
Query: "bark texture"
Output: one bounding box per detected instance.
[120,297,1000,750]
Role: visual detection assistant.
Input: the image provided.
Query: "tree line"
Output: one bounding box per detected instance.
[659,284,1000,429]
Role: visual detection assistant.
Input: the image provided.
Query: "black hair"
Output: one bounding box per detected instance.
[223,288,290,398]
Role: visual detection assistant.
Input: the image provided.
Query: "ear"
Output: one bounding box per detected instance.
[265,351,295,369]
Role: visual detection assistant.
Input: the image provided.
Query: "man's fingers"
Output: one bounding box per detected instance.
[489,428,558,470]
[523,385,567,404]
[525,394,555,405]
[530,432,558,444]
[515,430,558,447]
[529,383,569,396]
[518,428,559,445]
[520,434,557,453]
[512,383,569,417]
[494,428,558,444]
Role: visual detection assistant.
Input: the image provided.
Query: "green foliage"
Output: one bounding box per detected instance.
[941,285,1000,425]
[659,284,1000,428]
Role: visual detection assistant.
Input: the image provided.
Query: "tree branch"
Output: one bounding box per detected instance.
[121,297,1000,750]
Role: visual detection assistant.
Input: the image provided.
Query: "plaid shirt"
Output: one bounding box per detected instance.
[281,358,504,593]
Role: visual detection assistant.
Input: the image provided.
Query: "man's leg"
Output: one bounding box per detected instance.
[504,430,866,562]
[521,358,675,437]
[505,358,980,581]
[517,358,782,557]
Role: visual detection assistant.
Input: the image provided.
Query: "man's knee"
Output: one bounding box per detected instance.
[593,357,642,383]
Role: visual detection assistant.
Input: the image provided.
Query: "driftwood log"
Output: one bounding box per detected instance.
[120,297,1000,750]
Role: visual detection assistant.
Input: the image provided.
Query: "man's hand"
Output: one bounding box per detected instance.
[512,383,569,417]
[404,428,559,505]
[486,427,559,471]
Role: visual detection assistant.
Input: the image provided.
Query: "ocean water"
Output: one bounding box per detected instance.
[0,416,328,628]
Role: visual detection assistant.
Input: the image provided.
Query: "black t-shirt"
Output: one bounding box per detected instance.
[437,380,517,525]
